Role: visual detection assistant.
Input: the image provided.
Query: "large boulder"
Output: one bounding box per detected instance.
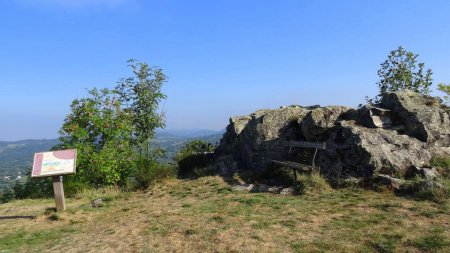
[319,121,432,178]
[381,90,450,147]
[301,106,352,141]
[215,106,311,174]
[213,91,450,179]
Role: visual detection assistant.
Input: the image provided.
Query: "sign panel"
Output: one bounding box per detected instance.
[32,149,77,178]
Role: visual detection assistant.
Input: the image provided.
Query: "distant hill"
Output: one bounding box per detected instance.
[156,128,224,138]
[0,139,59,189]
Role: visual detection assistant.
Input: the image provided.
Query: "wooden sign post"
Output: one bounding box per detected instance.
[32,149,77,212]
[52,176,66,212]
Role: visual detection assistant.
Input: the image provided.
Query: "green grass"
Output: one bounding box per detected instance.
[0,226,79,252]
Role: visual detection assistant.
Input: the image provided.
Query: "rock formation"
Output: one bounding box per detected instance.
[213,90,450,179]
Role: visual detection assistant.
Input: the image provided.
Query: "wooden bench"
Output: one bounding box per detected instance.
[271,141,327,179]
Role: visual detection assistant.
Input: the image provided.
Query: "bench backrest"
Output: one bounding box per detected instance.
[284,141,326,150]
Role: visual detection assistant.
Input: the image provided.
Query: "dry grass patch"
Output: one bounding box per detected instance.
[0,176,449,252]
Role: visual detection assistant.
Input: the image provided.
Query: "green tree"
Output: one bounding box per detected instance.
[57,88,134,187]
[437,83,450,105]
[115,59,168,159]
[375,46,433,101]
[54,60,168,189]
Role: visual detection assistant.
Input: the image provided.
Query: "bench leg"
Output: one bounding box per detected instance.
[293,168,297,180]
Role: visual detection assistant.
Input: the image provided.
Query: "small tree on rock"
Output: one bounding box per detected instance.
[374,46,433,102]
[437,83,450,105]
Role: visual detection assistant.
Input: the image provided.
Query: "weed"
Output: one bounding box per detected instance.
[296,171,331,194]
[211,216,225,223]
[184,228,197,236]
[44,207,56,215]
[48,213,61,221]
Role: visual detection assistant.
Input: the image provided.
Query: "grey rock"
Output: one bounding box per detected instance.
[213,91,450,180]
[405,166,440,180]
[280,187,296,196]
[301,106,350,141]
[374,175,407,190]
[410,180,444,192]
[91,198,104,208]
[231,184,254,192]
[267,187,283,194]
[252,184,270,193]
[381,90,450,146]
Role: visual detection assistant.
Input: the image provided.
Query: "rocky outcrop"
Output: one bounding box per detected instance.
[213,91,450,179]
[381,90,450,147]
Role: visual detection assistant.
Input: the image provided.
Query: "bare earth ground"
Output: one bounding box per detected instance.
[0,176,449,252]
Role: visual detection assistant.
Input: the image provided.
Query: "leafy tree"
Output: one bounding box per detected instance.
[437,83,450,105]
[54,60,168,189]
[57,88,134,187]
[374,46,433,101]
[115,59,167,159]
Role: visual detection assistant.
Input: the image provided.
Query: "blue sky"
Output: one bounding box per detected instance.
[1,0,450,141]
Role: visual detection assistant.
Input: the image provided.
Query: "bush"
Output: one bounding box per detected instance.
[133,158,176,189]
[0,188,15,203]
[12,175,53,199]
[175,140,215,177]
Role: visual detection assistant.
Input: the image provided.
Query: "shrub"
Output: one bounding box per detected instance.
[0,188,15,203]
[12,175,53,199]
[175,140,215,177]
[133,158,176,189]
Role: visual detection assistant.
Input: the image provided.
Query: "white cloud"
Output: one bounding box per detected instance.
[15,0,131,9]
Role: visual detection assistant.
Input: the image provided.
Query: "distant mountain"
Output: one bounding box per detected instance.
[156,128,224,138]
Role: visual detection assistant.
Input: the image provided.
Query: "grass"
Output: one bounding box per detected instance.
[0,176,449,252]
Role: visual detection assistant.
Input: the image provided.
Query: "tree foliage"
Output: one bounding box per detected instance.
[115,59,167,158]
[57,88,134,186]
[437,83,450,105]
[375,46,433,101]
[55,60,168,188]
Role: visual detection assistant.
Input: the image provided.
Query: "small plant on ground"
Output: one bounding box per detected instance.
[430,155,450,178]
[296,171,331,195]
